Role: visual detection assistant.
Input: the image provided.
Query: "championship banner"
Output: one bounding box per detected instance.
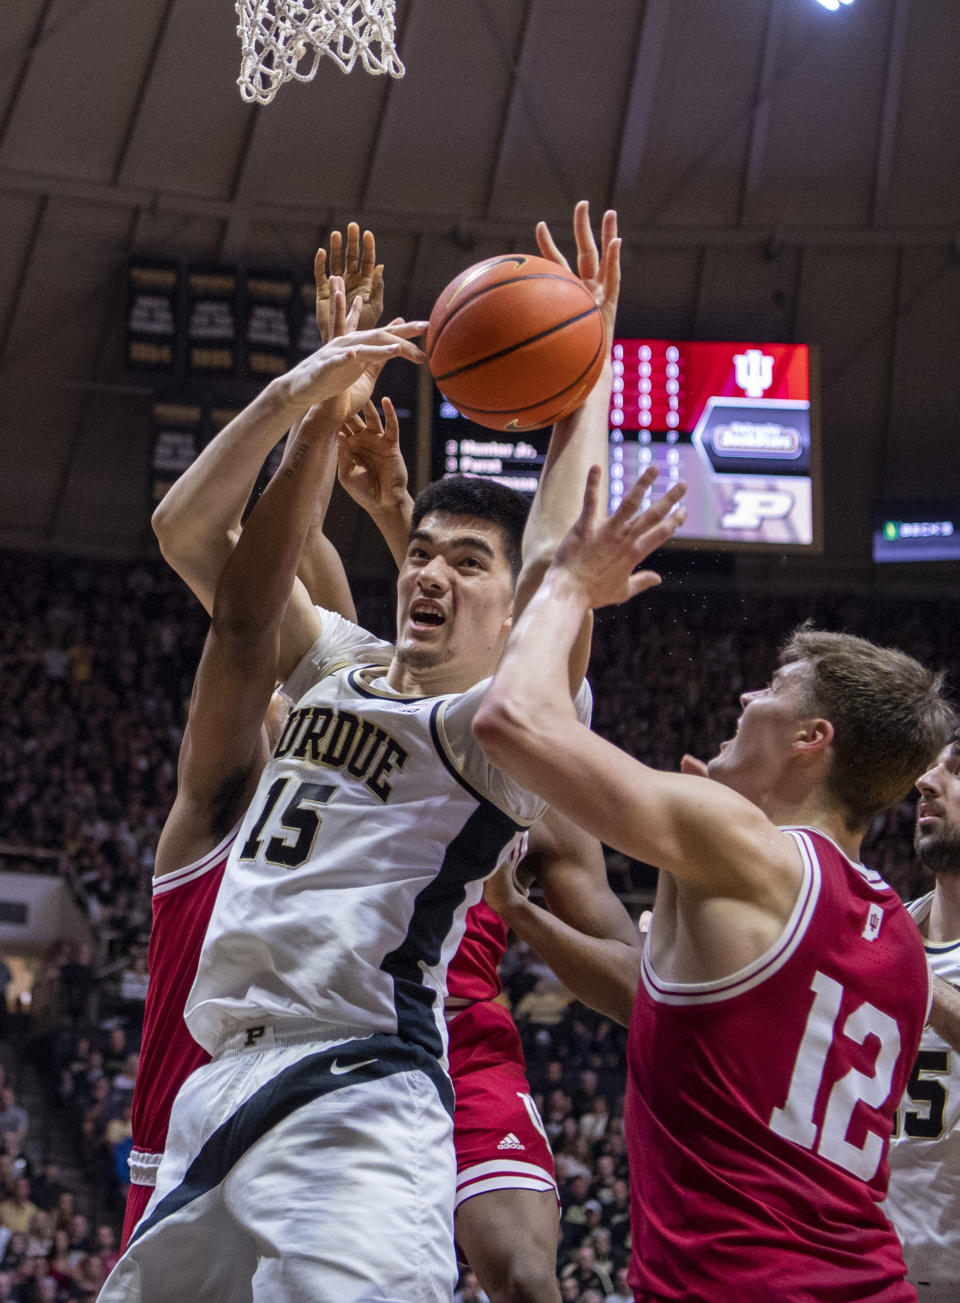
[127,261,180,371]
[243,271,295,377]
[297,279,323,359]
[186,268,238,375]
[150,402,203,504]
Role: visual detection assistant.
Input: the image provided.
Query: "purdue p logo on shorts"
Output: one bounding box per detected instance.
[243,1025,267,1047]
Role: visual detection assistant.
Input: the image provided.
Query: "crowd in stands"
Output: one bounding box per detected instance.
[0,547,957,1298]
[0,1062,122,1301]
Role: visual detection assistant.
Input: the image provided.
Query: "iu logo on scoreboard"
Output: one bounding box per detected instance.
[733,349,774,399]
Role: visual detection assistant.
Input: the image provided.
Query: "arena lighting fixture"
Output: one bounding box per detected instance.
[815,0,854,10]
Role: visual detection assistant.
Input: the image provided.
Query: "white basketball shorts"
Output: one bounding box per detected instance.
[99,1026,457,1303]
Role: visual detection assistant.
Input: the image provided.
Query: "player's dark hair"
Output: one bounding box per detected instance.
[779,625,957,833]
[410,476,530,581]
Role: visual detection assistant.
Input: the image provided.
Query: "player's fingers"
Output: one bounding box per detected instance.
[535,220,570,271]
[381,395,399,439]
[573,200,600,282]
[578,464,604,523]
[626,570,663,598]
[346,222,360,275]
[329,229,344,277]
[602,236,622,306]
[383,319,428,339]
[612,466,659,525]
[360,230,376,279]
[623,477,685,534]
[330,281,347,339]
[680,754,710,778]
[360,400,384,433]
[314,247,327,287]
[629,505,686,560]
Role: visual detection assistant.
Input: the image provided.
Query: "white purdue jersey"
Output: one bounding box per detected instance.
[186,610,591,1063]
[885,892,960,1284]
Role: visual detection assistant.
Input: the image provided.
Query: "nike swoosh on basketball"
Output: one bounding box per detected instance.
[330,1057,377,1075]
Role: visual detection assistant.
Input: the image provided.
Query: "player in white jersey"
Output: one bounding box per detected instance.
[103,203,624,1303]
[886,735,960,1301]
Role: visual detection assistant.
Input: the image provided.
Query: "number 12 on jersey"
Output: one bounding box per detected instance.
[769,970,901,1181]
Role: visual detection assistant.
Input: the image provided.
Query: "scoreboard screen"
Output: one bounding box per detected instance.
[434,338,820,551]
[873,504,960,562]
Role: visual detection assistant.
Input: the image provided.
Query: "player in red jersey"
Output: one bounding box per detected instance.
[474,465,956,1302]
[120,832,231,1247]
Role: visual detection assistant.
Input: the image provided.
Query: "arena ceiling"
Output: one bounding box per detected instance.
[1,0,959,575]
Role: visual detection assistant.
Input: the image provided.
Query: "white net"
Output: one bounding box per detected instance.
[235,0,404,105]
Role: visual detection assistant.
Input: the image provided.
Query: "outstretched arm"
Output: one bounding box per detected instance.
[485,848,640,1028]
[475,467,800,906]
[512,203,619,692]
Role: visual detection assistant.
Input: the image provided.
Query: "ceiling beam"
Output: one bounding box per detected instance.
[2,162,959,250]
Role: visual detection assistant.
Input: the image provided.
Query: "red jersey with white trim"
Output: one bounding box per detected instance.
[626,828,928,1303]
[130,828,236,1158]
[446,898,508,1005]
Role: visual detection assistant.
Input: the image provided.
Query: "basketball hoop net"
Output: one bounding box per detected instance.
[235,0,404,105]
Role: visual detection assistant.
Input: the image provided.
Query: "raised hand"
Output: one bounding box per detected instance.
[337,398,409,515]
[315,223,384,343]
[551,465,687,611]
[280,279,426,419]
[536,201,621,341]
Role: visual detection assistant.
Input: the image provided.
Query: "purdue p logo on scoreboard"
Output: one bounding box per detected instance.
[720,489,794,531]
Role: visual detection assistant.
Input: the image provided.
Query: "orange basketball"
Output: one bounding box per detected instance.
[427,254,606,432]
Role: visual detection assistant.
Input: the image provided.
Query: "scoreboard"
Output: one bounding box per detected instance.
[434,338,820,551]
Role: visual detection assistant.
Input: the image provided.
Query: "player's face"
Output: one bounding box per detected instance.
[707,660,812,803]
[393,511,515,680]
[915,742,960,875]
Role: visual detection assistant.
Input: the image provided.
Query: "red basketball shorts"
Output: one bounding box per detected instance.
[447,999,557,1209]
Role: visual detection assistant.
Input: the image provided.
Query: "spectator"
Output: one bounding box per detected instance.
[560,1244,614,1299]
[559,1279,579,1303]
[24,1211,52,1260]
[30,1166,68,1217]
[606,1179,631,1254]
[605,1265,632,1302]
[560,1174,593,1248]
[578,1093,609,1145]
[66,1213,91,1267]
[0,1180,38,1236]
[0,1094,27,1150]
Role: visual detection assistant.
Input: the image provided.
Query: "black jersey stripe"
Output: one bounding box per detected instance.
[127,1034,453,1249]
[380,797,524,1058]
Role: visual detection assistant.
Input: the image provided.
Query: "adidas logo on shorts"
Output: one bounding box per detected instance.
[497,1133,525,1151]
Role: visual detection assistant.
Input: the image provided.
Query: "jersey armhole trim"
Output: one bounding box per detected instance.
[641,828,821,1005]
[430,700,529,831]
[152,824,240,895]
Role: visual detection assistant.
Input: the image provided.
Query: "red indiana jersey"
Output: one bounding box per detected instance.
[446,898,508,1006]
[126,830,235,1189]
[626,828,928,1303]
